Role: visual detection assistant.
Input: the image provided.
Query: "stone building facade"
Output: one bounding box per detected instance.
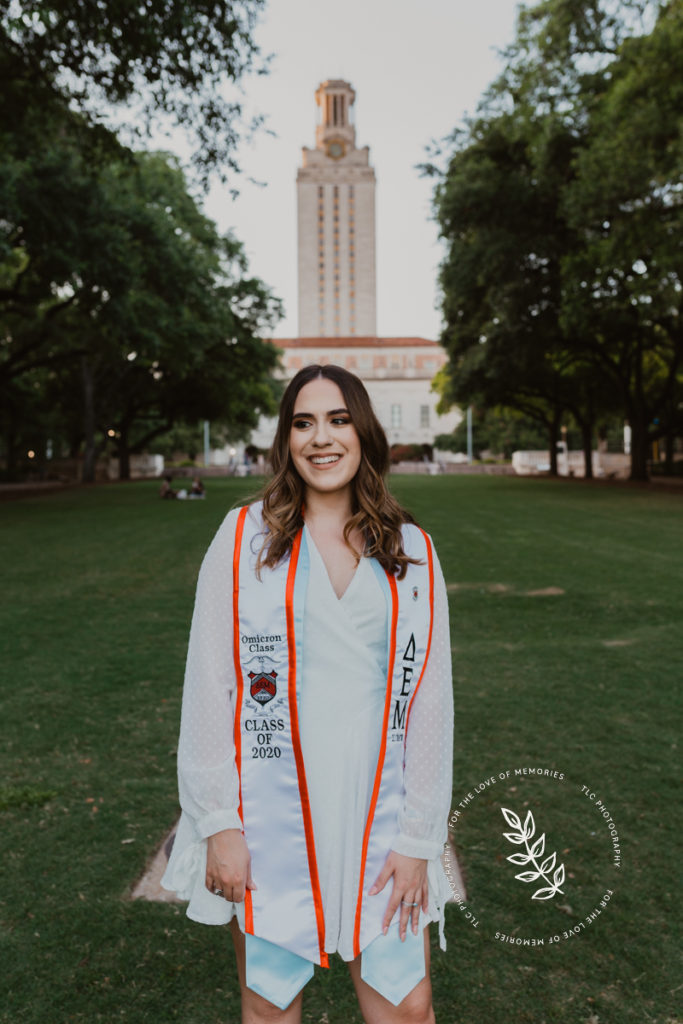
[297,80,376,337]
[250,336,461,450]
[245,80,461,456]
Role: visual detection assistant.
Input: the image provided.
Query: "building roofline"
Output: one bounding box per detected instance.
[270,336,442,349]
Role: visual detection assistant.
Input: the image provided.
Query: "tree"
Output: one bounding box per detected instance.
[560,0,683,479]
[38,150,282,481]
[431,106,617,477]
[0,99,281,479]
[0,83,119,475]
[1,0,267,184]
[0,5,282,481]
[430,0,680,481]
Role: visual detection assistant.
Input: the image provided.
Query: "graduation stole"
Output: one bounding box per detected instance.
[232,501,435,966]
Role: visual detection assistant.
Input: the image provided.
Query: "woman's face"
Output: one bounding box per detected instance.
[289,377,362,498]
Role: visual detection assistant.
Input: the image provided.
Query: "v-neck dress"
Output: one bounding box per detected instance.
[162,507,455,957]
[298,527,389,958]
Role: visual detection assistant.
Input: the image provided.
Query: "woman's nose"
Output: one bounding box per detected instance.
[311,420,331,445]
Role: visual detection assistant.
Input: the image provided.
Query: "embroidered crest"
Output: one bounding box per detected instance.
[412,586,419,601]
[248,669,277,705]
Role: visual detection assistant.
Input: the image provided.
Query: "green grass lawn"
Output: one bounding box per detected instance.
[1,476,680,1024]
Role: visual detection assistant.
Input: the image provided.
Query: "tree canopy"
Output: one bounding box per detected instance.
[0,1,283,481]
[431,0,681,480]
[2,0,267,182]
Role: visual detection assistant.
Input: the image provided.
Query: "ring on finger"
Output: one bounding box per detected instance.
[401,900,420,906]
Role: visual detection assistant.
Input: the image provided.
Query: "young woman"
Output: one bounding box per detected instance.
[162,364,454,1024]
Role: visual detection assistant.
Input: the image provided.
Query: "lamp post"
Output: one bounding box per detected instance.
[203,421,210,468]
[560,424,568,476]
[466,406,473,463]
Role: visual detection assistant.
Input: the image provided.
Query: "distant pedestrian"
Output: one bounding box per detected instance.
[159,473,177,500]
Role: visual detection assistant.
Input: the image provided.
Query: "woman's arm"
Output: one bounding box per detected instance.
[390,543,454,861]
[176,509,244,840]
[371,542,454,939]
[175,506,258,903]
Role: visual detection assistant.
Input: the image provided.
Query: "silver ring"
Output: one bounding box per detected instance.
[401,900,419,906]
[213,888,225,897]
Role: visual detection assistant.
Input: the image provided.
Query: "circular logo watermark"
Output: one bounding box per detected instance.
[444,767,621,946]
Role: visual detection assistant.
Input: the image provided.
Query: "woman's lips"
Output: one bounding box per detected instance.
[308,454,342,467]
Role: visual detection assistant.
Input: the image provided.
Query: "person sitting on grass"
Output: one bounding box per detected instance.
[189,477,206,499]
[159,473,177,500]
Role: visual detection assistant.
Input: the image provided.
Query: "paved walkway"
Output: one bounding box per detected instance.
[0,481,74,501]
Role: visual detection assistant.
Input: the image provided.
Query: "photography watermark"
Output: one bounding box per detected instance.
[500,806,566,900]
[444,767,621,945]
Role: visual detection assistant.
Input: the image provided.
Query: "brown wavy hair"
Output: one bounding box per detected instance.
[255,364,421,579]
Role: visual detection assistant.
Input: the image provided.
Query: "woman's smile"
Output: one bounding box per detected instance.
[308,453,342,466]
[289,378,361,495]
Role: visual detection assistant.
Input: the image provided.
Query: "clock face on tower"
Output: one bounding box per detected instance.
[326,140,345,160]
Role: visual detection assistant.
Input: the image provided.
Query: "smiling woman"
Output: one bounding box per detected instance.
[258,365,421,583]
[289,378,362,493]
[162,363,454,1024]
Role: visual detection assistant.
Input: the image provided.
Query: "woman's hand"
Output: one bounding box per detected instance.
[205,828,257,902]
[368,851,428,940]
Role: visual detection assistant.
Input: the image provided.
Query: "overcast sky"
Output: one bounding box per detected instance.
[195,0,523,340]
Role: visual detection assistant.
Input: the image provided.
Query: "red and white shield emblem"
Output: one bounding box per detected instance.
[248,670,277,705]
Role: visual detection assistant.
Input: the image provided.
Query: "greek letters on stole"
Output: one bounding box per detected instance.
[232,501,434,966]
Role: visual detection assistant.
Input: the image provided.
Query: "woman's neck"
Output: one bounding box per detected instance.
[303,487,353,530]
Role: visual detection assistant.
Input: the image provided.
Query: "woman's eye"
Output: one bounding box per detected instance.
[331,417,351,426]
[292,419,311,429]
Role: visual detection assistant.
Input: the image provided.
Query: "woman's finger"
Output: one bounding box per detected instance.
[411,898,421,935]
[227,877,244,902]
[382,883,403,933]
[399,893,418,941]
[369,861,391,896]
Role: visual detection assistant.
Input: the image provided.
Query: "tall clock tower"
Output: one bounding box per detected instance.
[297,80,377,337]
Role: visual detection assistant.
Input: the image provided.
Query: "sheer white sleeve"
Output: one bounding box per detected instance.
[176,508,243,839]
[391,545,453,861]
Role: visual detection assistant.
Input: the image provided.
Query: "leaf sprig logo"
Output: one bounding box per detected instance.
[501,807,566,900]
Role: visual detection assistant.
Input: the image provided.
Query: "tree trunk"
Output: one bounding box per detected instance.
[81,357,97,483]
[548,412,561,476]
[5,421,18,481]
[629,338,649,481]
[581,421,593,479]
[629,418,650,481]
[118,428,131,481]
[664,430,675,476]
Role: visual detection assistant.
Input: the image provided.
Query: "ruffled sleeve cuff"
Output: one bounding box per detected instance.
[390,832,446,862]
[195,808,244,840]
[161,812,237,926]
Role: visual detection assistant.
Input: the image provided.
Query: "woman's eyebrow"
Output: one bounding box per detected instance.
[292,407,350,418]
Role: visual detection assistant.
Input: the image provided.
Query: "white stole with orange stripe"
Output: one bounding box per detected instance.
[232,501,434,966]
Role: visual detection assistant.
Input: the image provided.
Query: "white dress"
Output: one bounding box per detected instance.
[299,525,390,958]
[162,510,454,955]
